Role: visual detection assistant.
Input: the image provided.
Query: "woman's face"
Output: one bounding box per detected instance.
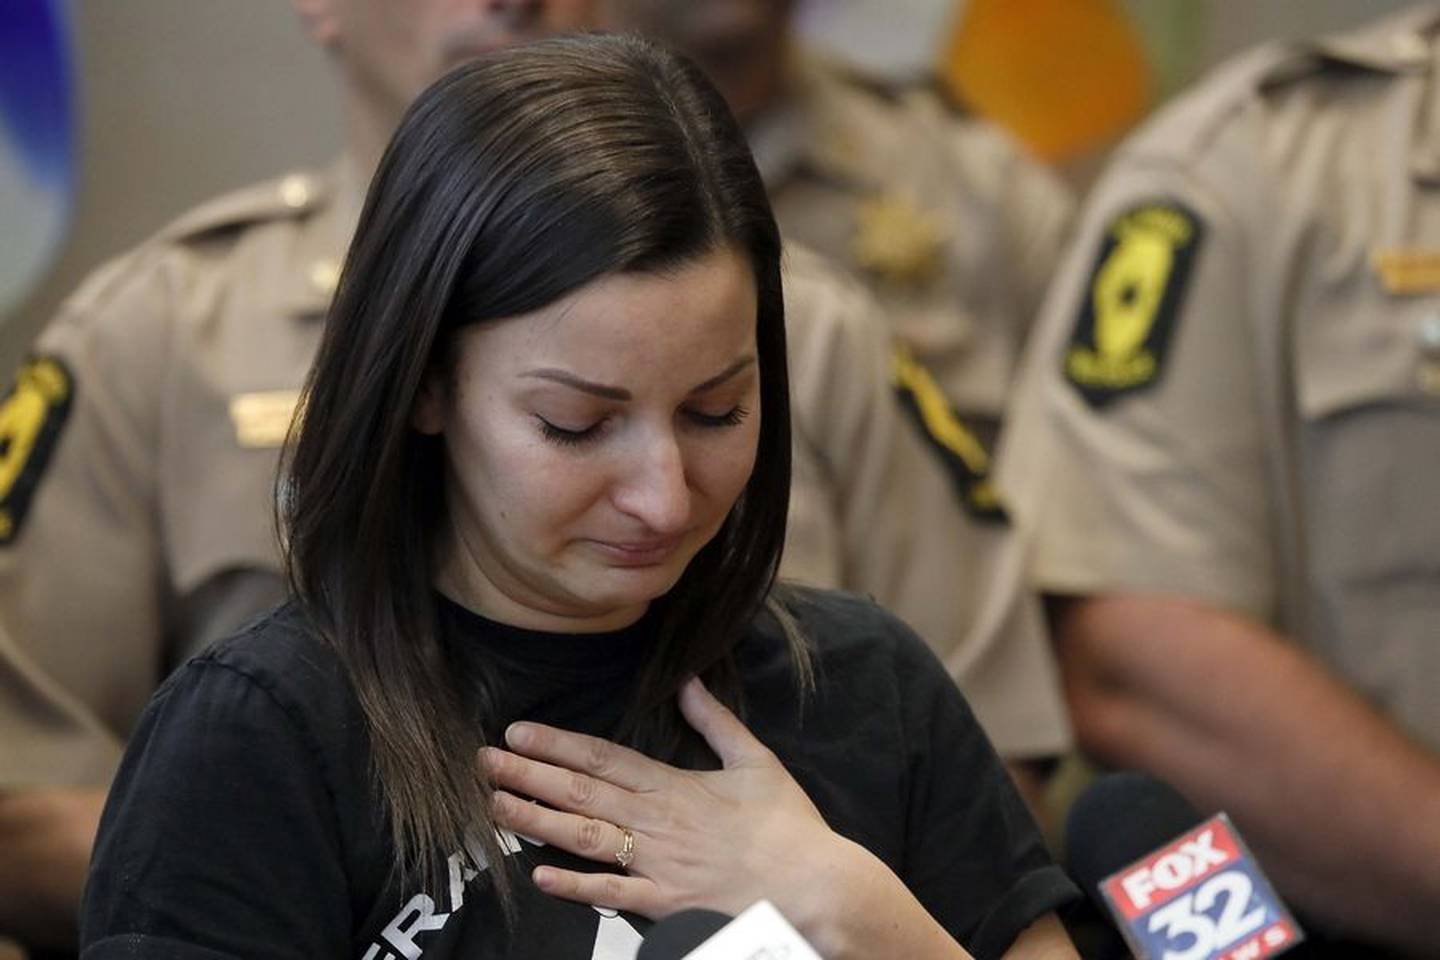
[418,247,762,633]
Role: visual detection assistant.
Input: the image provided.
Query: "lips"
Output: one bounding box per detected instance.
[587,535,687,567]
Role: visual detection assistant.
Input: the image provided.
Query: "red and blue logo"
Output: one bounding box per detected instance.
[1100,815,1304,960]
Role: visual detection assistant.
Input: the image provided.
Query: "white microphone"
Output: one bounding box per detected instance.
[638,900,824,959]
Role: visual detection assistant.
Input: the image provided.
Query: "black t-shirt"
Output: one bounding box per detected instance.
[80,589,1077,960]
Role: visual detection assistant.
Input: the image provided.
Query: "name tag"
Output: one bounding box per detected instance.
[1371,248,1440,294]
[228,389,301,448]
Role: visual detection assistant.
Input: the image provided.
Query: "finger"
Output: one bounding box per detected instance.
[531,865,664,919]
[678,676,772,768]
[491,789,637,869]
[505,721,664,793]
[481,747,634,825]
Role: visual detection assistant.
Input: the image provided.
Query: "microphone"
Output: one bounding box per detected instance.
[637,901,822,959]
[1067,772,1304,960]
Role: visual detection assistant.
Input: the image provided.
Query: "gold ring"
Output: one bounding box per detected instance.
[614,826,636,869]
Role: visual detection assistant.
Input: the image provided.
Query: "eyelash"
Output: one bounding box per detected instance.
[536,405,750,447]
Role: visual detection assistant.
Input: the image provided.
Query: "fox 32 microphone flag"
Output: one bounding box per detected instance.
[1,0,77,320]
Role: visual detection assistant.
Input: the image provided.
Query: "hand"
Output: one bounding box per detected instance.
[480,677,864,928]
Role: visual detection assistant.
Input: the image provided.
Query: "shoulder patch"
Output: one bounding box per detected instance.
[0,356,74,544]
[1063,201,1205,407]
[891,346,1007,523]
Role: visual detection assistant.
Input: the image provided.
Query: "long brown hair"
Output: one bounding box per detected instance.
[281,34,797,901]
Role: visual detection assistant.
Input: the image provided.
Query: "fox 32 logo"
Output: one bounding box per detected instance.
[1101,815,1304,960]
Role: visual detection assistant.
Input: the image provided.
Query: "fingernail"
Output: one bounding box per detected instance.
[506,722,534,749]
[533,866,556,890]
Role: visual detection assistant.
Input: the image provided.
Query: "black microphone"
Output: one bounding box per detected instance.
[1067,770,1205,907]
[636,909,733,959]
[1066,771,1306,960]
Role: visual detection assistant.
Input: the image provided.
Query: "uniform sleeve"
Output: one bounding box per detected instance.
[782,249,1070,756]
[891,625,1078,960]
[998,156,1275,620]
[80,657,351,959]
[0,255,175,786]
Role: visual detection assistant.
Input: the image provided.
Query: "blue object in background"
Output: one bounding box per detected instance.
[0,0,77,321]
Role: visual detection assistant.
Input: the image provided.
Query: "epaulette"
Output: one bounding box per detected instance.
[1132,7,1440,162]
[156,169,331,245]
[1304,3,1438,75]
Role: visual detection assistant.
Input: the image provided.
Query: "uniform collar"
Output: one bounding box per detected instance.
[1299,7,1440,185]
[1307,3,1438,73]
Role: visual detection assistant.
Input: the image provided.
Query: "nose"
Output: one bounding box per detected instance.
[611,431,692,535]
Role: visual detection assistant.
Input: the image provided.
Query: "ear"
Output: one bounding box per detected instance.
[412,370,447,436]
[292,0,342,47]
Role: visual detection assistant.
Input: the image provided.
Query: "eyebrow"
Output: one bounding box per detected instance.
[521,355,756,401]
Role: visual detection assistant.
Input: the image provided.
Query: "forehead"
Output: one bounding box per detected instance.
[458,249,759,380]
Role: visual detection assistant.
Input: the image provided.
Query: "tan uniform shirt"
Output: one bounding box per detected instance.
[783,245,1069,757]
[0,162,1071,789]
[1000,5,1440,751]
[752,54,1075,432]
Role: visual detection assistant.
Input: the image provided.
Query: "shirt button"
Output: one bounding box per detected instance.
[280,175,311,209]
[309,258,340,297]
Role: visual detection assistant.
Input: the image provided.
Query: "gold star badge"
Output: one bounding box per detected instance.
[852,192,947,290]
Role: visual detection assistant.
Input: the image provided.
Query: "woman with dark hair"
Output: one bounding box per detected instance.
[80,34,1078,960]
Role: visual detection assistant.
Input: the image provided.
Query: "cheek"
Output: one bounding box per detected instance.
[696,421,761,510]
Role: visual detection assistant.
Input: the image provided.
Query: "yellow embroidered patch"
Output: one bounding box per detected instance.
[1064,201,1204,406]
[0,356,74,545]
[891,345,1007,523]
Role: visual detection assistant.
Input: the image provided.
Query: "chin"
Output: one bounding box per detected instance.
[580,563,689,611]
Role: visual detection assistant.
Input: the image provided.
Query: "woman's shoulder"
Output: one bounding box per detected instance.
[743,585,964,719]
[158,599,357,736]
[762,585,947,676]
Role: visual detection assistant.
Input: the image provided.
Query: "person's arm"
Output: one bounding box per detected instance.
[1053,593,1440,953]
[0,788,106,950]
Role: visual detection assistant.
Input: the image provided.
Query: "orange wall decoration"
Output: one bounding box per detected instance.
[942,0,1153,162]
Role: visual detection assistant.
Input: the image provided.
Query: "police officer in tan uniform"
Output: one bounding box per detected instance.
[1000,6,1440,953]
[0,1,1069,950]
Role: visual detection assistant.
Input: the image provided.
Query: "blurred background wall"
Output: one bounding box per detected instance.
[1,0,340,372]
[0,0,1422,373]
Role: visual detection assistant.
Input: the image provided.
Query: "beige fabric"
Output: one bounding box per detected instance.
[0,164,352,786]
[753,54,1076,429]
[0,149,1073,788]
[999,4,1440,751]
[782,247,1070,757]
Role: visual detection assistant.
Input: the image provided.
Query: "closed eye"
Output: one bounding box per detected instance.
[686,405,750,429]
[536,416,604,446]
